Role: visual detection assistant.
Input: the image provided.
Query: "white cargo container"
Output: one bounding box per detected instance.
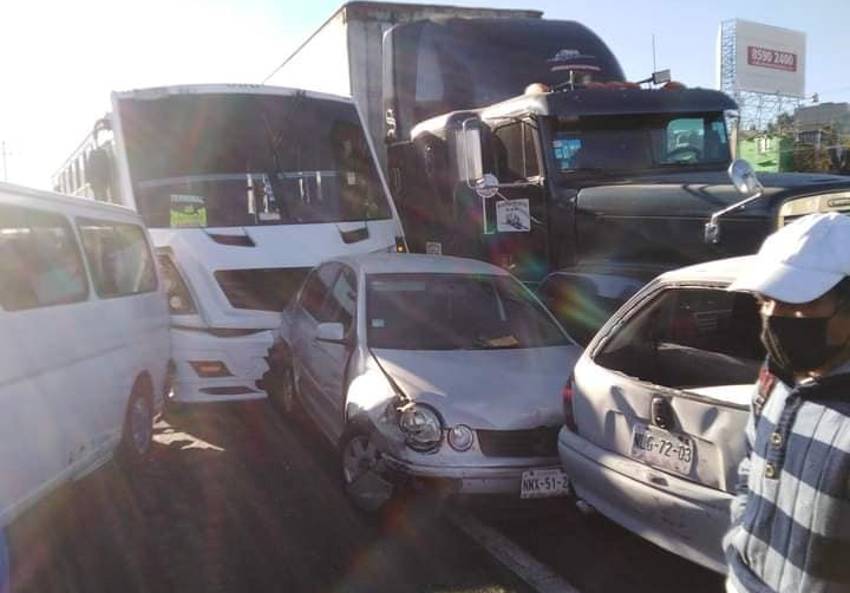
[263,1,542,171]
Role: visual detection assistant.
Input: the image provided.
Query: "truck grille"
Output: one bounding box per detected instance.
[215,267,311,312]
[477,427,560,458]
[779,193,850,226]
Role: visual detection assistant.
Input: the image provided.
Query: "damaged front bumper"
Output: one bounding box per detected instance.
[380,454,564,496]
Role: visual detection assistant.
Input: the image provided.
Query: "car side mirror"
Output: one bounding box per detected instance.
[315,322,347,344]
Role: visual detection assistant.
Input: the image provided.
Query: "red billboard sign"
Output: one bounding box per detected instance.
[747,46,798,72]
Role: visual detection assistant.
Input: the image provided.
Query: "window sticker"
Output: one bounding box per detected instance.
[425,241,443,255]
[170,194,207,228]
[371,318,386,328]
[496,199,531,233]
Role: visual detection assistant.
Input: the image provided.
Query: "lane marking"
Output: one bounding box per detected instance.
[446,509,581,593]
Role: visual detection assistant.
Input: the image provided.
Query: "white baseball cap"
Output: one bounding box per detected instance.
[728,212,850,303]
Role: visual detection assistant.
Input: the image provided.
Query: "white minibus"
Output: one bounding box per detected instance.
[0,182,171,535]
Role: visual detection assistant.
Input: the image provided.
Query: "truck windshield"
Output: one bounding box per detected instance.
[119,93,392,228]
[366,273,568,351]
[550,113,730,173]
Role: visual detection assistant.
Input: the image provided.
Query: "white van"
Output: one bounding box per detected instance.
[0,182,171,531]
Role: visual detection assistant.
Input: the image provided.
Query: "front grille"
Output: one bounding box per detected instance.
[477,427,560,458]
[215,267,311,312]
[779,194,850,226]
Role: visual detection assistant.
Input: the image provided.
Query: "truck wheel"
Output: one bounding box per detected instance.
[340,429,394,514]
[118,388,154,467]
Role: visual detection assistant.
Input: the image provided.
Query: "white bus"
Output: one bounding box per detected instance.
[54,84,405,404]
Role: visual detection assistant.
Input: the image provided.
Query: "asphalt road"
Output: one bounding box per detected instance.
[7,402,724,593]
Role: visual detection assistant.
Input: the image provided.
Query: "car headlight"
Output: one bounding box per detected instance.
[447,424,474,452]
[399,403,443,452]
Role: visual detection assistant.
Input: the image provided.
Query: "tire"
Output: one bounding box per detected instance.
[118,386,154,467]
[339,428,395,514]
[269,363,301,417]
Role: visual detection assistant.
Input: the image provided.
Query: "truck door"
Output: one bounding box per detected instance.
[480,121,548,282]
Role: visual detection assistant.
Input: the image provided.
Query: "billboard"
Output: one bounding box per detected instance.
[733,20,806,97]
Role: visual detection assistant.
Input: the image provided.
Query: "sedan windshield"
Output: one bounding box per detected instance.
[366,273,568,350]
[119,93,391,228]
[551,113,730,173]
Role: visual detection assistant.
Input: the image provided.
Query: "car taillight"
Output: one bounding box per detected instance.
[562,374,578,432]
[158,254,196,314]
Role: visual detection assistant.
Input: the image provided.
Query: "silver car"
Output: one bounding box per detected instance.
[278,254,580,511]
[558,256,764,573]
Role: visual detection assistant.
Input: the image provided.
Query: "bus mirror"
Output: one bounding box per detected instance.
[87,147,112,199]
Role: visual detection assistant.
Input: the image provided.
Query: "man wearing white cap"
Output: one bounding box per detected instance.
[724,212,850,593]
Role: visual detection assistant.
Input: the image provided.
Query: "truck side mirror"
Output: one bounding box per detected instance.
[705,159,765,245]
[728,159,763,197]
[458,120,484,185]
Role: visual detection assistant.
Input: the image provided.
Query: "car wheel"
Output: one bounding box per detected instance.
[269,364,302,418]
[340,429,395,514]
[279,365,300,415]
[118,389,154,466]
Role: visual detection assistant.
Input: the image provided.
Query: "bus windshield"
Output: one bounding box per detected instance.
[118,92,392,228]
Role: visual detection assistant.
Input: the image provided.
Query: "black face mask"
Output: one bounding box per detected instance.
[762,315,844,373]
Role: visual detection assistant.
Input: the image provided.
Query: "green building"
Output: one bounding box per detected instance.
[739,134,794,172]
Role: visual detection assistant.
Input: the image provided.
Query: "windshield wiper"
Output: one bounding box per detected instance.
[259,109,293,223]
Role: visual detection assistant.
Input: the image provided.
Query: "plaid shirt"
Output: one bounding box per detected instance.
[725,360,850,593]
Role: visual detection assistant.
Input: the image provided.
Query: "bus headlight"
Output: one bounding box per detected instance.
[158,254,196,314]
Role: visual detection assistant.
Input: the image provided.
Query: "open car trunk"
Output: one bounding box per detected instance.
[573,285,763,492]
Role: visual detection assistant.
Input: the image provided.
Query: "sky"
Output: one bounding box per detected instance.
[2,0,849,189]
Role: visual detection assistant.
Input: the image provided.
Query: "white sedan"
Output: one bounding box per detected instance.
[277,253,581,511]
[558,256,764,573]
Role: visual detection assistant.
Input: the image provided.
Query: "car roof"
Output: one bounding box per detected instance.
[332,253,512,277]
[656,255,755,285]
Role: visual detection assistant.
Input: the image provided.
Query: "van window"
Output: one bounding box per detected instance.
[77,219,158,298]
[0,205,88,310]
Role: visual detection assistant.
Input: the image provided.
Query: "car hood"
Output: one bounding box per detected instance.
[370,346,579,430]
